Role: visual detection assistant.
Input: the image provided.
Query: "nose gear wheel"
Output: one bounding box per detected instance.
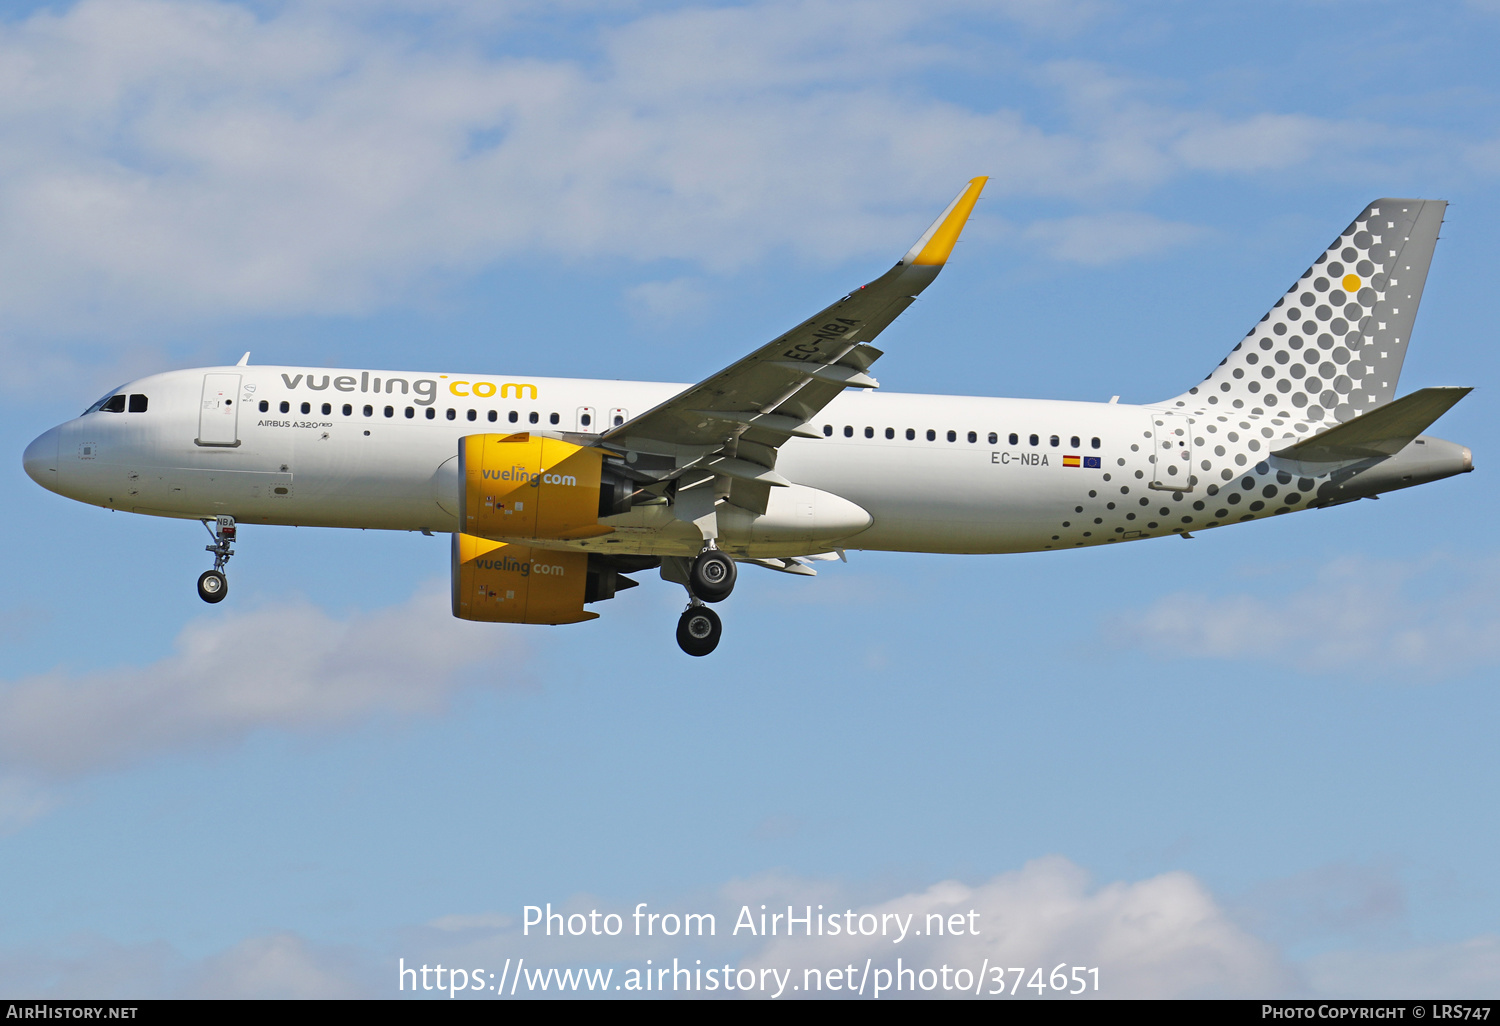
[198,516,236,603]
[197,570,228,603]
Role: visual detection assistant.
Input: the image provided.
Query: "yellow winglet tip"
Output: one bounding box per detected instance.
[908,176,989,266]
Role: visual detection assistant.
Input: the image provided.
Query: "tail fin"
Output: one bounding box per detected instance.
[1164,199,1446,423]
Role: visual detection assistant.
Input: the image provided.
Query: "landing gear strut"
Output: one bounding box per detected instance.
[198,515,235,604]
[676,603,722,657]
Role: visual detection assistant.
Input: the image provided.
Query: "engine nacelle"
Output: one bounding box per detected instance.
[459,433,607,541]
[451,533,597,624]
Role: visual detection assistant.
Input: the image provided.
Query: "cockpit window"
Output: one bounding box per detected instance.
[83,386,128,415]
[128,394,148,413]
[100,394,127,413]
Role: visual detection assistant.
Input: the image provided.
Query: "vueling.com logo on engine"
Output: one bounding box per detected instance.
[481,466,578,487]
[475,555,567,577]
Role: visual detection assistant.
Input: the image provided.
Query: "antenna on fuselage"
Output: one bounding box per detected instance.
[236,352,250,366]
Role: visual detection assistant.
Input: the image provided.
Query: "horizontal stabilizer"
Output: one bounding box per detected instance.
[1272,387,1471,463]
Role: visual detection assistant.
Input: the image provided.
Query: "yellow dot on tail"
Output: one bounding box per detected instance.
[1342,273,1361,292]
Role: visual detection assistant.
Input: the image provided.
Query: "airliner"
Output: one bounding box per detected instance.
[22,179,1473,654]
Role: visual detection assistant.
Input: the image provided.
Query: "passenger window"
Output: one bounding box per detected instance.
[550,412,560,425]
[906,428,915,440]
[446,409,456,420]
[467,410,477,421]
[612,414,624,426]
[864,426,873,438]
[406,407,415,419]
[988,432,997,444]
[1050,435,1059,446]
[342,404,353,416]
[488,410,497,422]
[885,427,894,439]
[258,400,269,413]
[1009,433,1018,445]
[967,431,977,443]
[844,425,853,437]
[127,394,148,413]
[426,408,435,420]
[926,429,936,441]
[101,394,127,413]
[509,411,519,423]
[1070,435,1080,448]
[385,406,394,418]
[279,401,290,414]
[1029,434,1038,446]
[364,405,374,417]
[946,430,956,442]
[300,402,311,415]
[581,413,591,427]
[528,411,539,424]
[1091,437,1101,449]
[823,424,833,437]
[322,403,332,415]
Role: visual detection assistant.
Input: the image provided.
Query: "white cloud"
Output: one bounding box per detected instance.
[0,581,524,778]
[0,776,56,835]
[743,856,1291,998]
[1304,935,1500,998]
[1024,211,1204,265]
[1109,554,1500,679]
[0,931,370,999]
[0,0,1389,340]
[183,933,368,998]
[625,277,712,323]
[5,856,1499,997]
[1233,862,1407,947]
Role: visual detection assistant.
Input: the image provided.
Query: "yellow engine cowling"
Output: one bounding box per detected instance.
[458,433,609,541]
[451,533,598,624]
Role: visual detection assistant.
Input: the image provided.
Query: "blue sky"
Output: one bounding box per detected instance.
[1,0,1498,998]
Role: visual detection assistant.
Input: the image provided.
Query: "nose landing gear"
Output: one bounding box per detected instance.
[198,515,235,604]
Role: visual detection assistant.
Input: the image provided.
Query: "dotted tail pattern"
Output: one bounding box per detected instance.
[1041,199,1447,551]
[1167,198,1446,422]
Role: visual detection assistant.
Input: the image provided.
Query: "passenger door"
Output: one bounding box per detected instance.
[197,373,242,447]
[1149,412,1193,491]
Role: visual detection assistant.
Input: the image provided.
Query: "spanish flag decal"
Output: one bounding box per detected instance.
[1063,455,1081,468]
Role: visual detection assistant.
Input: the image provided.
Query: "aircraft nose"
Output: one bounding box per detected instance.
[23,427,60,492]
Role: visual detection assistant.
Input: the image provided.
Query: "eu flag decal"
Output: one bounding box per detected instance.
[1082,456,1102,469]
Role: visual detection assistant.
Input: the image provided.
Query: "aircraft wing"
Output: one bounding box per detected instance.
[601,177,988,512]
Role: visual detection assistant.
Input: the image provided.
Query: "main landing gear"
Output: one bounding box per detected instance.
[674,547,738,656]
[676,604,722,657]
[689,548,736,603]
[198,515,235,604]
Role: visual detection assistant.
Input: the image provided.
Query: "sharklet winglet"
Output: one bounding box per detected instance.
[902,177,989,267]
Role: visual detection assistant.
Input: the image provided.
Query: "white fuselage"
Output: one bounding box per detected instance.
[24,364,1332,557]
